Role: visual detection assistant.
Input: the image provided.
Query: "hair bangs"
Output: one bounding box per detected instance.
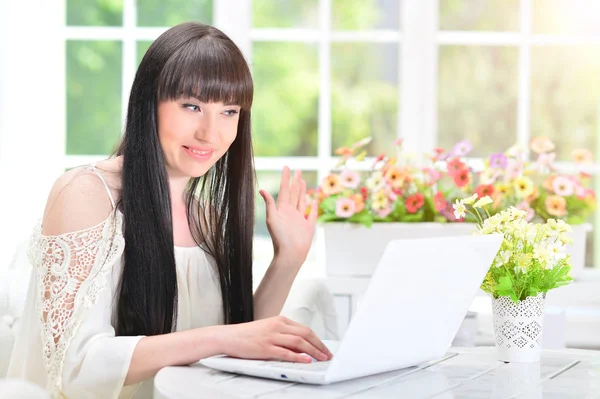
[157,37,253,109]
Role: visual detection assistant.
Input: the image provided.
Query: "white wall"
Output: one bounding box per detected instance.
[0,0,65,269]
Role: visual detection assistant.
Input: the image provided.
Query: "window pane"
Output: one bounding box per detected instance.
[137,40,153,65]
[531,47,600,161]
[252,42,319,156]
[332,0,400,31]
[137,0,212,27]
[67,0,123,26]
[252,0,319,28]
[67,41,122,155]
[439,0,519,31]
[331,43,399,156]
[438,46,518,156]
[532,0,600,35]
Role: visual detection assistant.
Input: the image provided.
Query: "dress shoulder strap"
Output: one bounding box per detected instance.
[85,165,116,210]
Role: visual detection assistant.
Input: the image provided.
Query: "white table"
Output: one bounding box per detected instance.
[154,347,600,398]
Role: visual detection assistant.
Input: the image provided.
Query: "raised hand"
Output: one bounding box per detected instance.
[259,166,318,264]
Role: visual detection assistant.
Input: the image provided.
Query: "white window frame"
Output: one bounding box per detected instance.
[2,0,599,270]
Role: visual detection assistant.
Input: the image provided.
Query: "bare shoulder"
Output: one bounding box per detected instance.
[41,160,122,236]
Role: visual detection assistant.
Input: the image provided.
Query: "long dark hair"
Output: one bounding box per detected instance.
[114,22,255,336]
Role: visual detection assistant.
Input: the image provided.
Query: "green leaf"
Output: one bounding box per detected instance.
[496,275,514,298]
[348,210,373,227]
[320,196,337,213]
[317,214,340,223]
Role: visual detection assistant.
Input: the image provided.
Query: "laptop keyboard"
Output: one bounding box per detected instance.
[264,360,331,371]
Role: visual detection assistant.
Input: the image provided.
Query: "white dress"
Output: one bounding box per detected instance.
[6,167,224,399]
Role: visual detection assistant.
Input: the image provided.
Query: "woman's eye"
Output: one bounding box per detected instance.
[224,110,239,117]
[183,104,200,112]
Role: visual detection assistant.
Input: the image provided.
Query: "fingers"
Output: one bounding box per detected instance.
[281,326,332,360]
[278,166,291,205]
[275,333,329,361]
[279,317,332,359]
[269,347,313,363]
[298,179,307,215]
[289,170,302,208]
[259,189,276,214]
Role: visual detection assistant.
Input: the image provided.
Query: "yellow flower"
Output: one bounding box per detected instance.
[514,253,533,273]
[355,150,367,161]
[371,190,389,210]
[513,176,534,198]
[496,183,511,196]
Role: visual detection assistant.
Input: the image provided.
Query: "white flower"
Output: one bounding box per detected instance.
[548,242,568,261]
[499,250,511,265]
[480,168,501,185]
[453,200,467,219]
[547,219,573,234]
[473,196,493,208]
[534,246,550,265]
[462,193,478,205]
[366,171,384,191]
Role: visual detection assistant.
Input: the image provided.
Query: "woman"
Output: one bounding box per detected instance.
[7,22,332,398]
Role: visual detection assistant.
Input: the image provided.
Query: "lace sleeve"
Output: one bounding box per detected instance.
[28,212,124,395]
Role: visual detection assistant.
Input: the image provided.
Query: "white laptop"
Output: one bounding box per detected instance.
[200,234,503,385]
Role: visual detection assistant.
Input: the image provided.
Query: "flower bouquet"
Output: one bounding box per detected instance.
[309,138,476,276]
[311,137,451,226]
[454,194,573,362]
[450,136,597,225]
[443,136,595,276]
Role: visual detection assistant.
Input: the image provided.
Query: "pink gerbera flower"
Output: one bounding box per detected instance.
[339,169,360,189]
[552,176,575,197]
[335,198,356,218]
[376,206,392,218]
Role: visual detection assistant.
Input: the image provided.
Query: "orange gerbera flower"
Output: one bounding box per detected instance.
[545,195,567,217]
[350,193,365,213]
[572,148,593,164]
[384,166,410,189]
[334,146,353,156]
[321,174,341,196]
[543,175,557,192]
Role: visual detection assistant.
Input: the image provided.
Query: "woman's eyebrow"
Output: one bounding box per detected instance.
[184,96,240,107]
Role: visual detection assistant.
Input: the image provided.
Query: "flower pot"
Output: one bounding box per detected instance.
[492,293,546,363]
[322,222,477,277]
[566,223,592,279]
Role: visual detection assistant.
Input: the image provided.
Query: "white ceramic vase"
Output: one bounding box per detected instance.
[492,293,546,363]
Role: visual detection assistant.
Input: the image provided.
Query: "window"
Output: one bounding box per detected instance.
[11,0,594,273]
[250,0,402,272]
[436,0,600,268]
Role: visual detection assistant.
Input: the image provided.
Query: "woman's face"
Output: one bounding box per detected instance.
[157,98,241,178]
